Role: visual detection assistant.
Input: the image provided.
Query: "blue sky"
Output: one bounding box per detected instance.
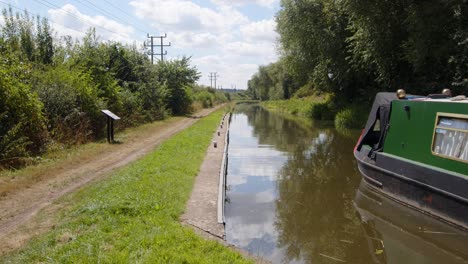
[1,0,281,89]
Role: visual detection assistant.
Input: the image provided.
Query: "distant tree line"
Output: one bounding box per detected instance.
[248,0,468,103]
[0,7,229,167]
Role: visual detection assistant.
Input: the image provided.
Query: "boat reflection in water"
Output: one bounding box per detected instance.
[355,180,468,264]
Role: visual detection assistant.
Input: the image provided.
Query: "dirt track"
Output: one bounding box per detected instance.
[0,107,220,255]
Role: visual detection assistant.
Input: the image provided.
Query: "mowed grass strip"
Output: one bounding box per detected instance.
[3,110,251,264]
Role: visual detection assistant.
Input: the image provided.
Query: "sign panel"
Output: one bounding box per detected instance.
[101,110,121,120]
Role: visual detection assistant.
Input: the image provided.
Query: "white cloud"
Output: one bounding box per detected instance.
[194,54,271,89]
[130,0,248,33]
[48,4,134,43]
[170,31,226,50]
[211,0,279,8]
[240,19,278,43]
[224,41,277,58]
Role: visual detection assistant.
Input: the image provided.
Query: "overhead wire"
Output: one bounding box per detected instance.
[0,0,155,61]
[101,0,140,22]
[73,0,148,35]
[32,0,129,38]
[101,0,152,35]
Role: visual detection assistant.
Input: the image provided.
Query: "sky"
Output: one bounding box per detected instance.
[0,0,281,89]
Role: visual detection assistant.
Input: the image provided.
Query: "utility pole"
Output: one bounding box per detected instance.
[209,72,219,89]
[145,33,171,63]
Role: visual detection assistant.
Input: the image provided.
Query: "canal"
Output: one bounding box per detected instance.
[224,104,468,264]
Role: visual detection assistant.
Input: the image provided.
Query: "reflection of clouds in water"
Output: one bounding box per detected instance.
[256,189,276,203]
[303,132,331,159]
[225,191,302,263]
[227,147,286,187]
[230,147,285,157]
[225,196,277,248]
[230,114,253,137]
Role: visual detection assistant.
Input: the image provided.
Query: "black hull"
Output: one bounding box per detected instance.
[354,148,468,230]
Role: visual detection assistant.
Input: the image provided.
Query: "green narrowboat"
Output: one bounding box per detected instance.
[354,90,468,230]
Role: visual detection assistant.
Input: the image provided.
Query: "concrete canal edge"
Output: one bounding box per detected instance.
[181,112,229,239]
[217,113,230,225]
[181,112,271,263]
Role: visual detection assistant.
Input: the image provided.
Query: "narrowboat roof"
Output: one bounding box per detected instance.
[355,92,467,153]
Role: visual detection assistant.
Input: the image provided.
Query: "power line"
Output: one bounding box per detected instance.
[0,0,153,67]
[32,0,129,38]
[73,0,148,35]
[101,0,147,30]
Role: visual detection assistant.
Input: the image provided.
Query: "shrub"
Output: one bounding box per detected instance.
[308,102,335,120]
[0,54,47,164]
[194,90,214,108]
[32,65,102,144]
[334,105,367,129]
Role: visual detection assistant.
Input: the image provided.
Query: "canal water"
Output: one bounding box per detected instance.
[224,104,468,264]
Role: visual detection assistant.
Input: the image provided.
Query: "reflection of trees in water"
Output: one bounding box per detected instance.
[275,131,375,263]
[238,106,375,263]
[240,106,317,152]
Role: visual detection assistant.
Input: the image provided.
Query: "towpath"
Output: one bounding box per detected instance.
[0,106,222,255]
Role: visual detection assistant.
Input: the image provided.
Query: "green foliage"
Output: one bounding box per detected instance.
[247,60,298,101]
[0,48,47,163]
[35,16,54,64]
[252,0,468,106]
[308,102,334,121]
[276,0,357,97]
[69,29,122,113]
[0,8,205,165]
[195,90,215,108]
[262,96,325,117]
[250,0,468,131]
[32,65,102,143]
[334,105,368,130]
[3,110,251,263]
[1,7,54,64]
[157,57,200,115]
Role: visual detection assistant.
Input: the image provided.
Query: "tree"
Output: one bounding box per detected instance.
[35,16,54,64]
[156,57,200,115]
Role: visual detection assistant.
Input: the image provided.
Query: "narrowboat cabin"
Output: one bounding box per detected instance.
[354,89,468,229]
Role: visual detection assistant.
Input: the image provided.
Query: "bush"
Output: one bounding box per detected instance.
[308,102,335,120]
[334,105,367,129]
[0,54,47,164]
[32,66,103,144]
[194,90,214,108]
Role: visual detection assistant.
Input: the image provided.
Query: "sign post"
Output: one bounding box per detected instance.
[101,110,121,143]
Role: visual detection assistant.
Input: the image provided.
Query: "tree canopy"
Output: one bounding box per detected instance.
[248,0,468,102]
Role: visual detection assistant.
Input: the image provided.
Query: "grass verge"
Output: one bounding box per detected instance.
[2,109,251,264]
[261,96,325,117]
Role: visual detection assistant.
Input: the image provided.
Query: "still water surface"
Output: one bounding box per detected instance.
[224,104,468,264]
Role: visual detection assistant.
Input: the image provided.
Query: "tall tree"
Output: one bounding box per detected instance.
[36,16,54,64]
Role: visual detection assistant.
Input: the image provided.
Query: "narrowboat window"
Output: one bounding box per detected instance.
[373,120,381,132]
[432,114,468,162]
